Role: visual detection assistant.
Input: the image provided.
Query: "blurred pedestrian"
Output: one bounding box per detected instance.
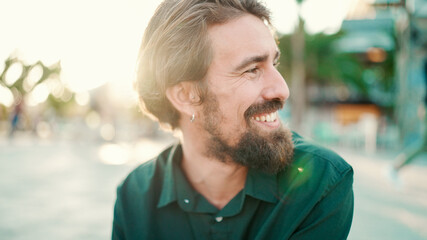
[8,99,24,138]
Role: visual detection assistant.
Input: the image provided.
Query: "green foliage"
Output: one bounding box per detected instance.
[277,31,396,107]
[0,55,74,116]
[46,93,74,116]
[0,56,60,92]
[305,32,345,84]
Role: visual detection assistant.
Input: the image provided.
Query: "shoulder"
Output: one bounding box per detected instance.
[113,145,177,239]
[292,132,352,177]
[278,132,353,196]
[117,144,175,197]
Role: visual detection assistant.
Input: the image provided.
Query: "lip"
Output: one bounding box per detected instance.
[252,118,280,129]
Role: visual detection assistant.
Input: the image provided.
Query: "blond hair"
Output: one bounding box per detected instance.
[136,0,271,129]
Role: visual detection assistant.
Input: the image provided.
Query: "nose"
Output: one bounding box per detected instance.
[261,66,290,101]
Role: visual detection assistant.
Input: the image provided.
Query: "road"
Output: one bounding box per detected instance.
[1,135,426,240]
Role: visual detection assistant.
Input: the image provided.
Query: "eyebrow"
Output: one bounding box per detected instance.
[233,50,281,72]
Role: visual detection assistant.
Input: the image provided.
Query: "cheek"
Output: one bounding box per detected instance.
[232,92,260,123]
[213,79,262,123]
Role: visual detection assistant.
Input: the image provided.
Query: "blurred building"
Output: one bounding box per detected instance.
[333,0,427,148]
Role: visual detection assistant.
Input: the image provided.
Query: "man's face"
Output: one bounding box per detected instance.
[199,14,294,173]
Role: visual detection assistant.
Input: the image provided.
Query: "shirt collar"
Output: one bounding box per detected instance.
[157,143,218,213]
[157,143,180,208]
[244,168,279,204]
[157,143,279,209]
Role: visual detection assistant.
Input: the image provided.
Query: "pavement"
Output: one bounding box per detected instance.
[0,134,426,240]
[338,148,427,240]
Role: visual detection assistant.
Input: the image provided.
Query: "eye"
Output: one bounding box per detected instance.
[245,67,259,74]
[242,66,262,81]
[273,60,280,68]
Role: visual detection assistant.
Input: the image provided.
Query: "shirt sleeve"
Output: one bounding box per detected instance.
[112,185,125,240]
[289,167,354,240]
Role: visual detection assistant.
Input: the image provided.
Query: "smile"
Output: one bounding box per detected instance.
[251,111,278,123]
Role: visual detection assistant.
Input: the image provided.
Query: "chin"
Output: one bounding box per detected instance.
[208,124,294,174]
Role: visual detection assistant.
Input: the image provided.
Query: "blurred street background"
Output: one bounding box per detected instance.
[1,0,427,239]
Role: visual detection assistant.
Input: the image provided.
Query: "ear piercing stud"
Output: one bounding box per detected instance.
[190,113,195,123]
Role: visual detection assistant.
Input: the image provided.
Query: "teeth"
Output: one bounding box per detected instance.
[271,112,277,121]
[253,111,278,123]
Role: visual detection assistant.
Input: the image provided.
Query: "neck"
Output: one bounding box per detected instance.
[180,129,248,210]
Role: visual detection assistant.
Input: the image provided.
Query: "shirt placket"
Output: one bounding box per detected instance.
[209,213,231,240]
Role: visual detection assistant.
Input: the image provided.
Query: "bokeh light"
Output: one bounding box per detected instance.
[4,62,23,86]
[0,85,14,107]
[24,64,44,92]
[26,82,49,106]
[75,91,90,106]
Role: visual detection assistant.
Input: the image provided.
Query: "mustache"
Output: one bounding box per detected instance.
[244,99,284,121]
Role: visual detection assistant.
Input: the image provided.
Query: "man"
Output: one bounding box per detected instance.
[113,0,354,239]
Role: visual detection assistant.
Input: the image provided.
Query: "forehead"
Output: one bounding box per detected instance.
[207,14,277,66]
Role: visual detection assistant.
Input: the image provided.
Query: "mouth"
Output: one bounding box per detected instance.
[244,99,284,129]
[250,111,280,129]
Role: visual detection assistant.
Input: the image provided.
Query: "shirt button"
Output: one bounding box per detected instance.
[184,199,190,204]
[215,216,223,223]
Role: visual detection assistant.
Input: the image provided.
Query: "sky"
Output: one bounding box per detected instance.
[0,0,352,107]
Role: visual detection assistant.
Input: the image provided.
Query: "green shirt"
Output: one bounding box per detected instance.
[112,133,354,240]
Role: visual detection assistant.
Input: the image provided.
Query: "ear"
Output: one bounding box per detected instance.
[165,82,199,117]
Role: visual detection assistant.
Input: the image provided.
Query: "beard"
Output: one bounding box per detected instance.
[202,93,294,174]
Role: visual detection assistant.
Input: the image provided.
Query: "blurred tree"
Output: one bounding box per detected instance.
[0,55,74,133]
[289,0,306,132]
[278,31,396,111]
